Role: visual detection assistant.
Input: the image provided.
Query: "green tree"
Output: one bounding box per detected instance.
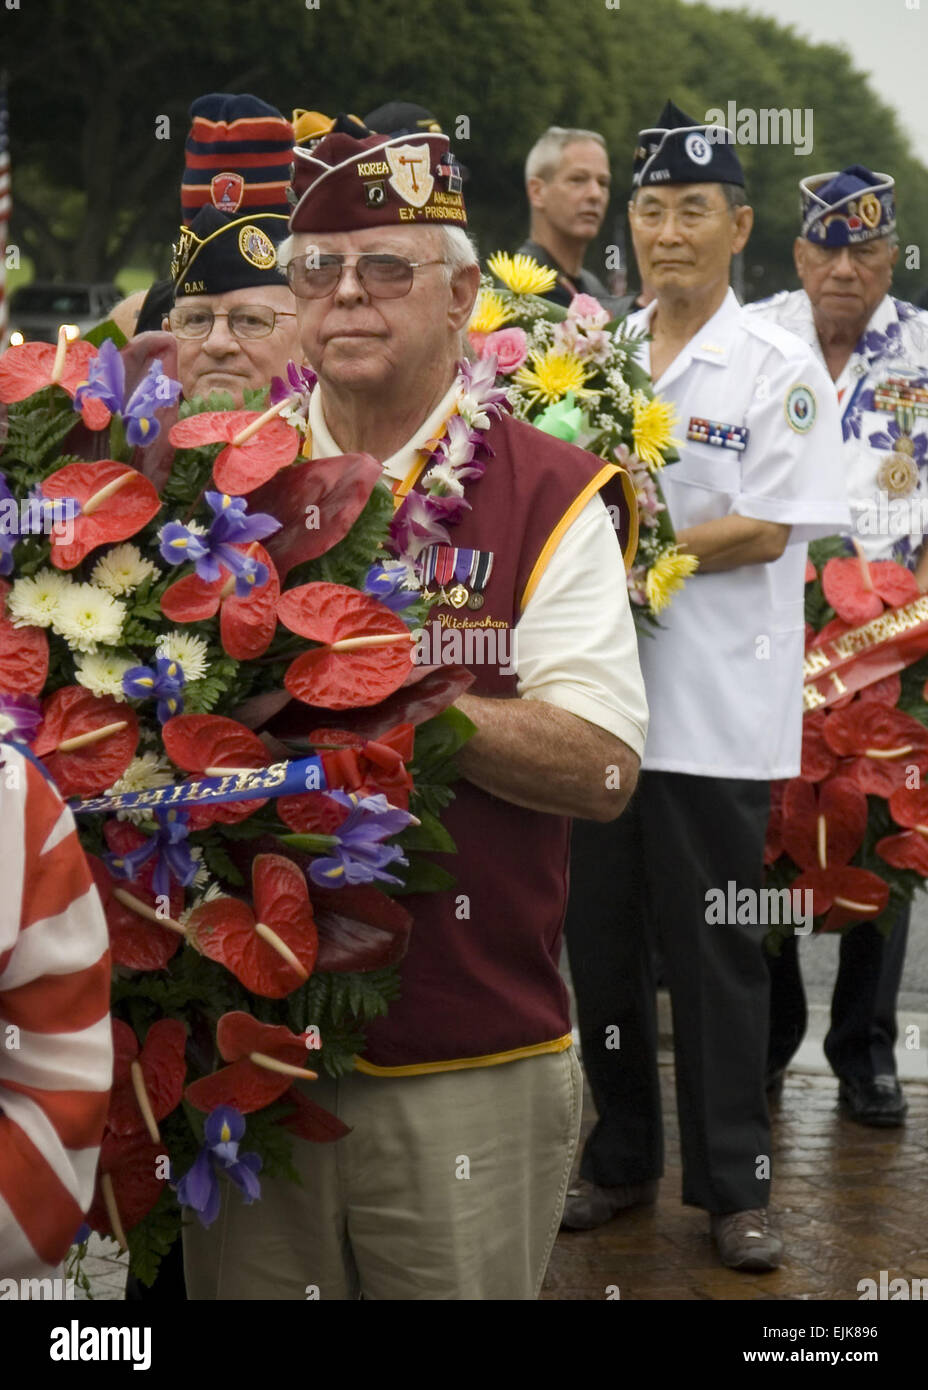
[2,0,926,301]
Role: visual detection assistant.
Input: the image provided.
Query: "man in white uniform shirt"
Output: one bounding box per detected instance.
[563,101,850,1271]
[749,166,928,1128]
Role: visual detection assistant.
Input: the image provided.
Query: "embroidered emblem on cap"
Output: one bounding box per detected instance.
[171,225,198,284]
[859,192,882,229]
[210,172,245,215]
[785,384,817,433]
[684,131,713,166]
[385,143,435,208]
[238,224,277,270]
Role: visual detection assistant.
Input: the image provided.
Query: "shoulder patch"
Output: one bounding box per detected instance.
[785,383,817,433]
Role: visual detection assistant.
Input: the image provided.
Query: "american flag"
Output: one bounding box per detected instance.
[0,76,10,350]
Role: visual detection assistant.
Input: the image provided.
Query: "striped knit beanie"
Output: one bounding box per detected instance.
[181,94,294,226]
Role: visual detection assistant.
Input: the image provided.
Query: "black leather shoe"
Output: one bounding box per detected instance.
[838,1073,907,1127]
[710,1208,783,1272]
[560,1179,658,1231]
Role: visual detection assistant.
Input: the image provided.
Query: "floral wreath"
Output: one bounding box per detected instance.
[0,325,476,1284]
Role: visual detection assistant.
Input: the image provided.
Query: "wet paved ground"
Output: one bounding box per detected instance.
[543,1064,928,1301]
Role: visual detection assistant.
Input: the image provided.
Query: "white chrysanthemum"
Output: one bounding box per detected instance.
[7,569,72,628]
[106,752,176,823]
[53,584,126,654]
[180,878,224,925]
[74,651,135,701]
[107,752,175,796]
[156,630,210,681]
[91,543,160,596]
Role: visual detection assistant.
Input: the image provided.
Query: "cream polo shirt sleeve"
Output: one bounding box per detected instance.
[515,492,649,759]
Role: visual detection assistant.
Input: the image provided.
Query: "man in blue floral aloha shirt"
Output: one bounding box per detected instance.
[750,164,928,1129]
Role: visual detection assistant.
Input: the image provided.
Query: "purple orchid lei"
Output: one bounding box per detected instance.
[388,354,510,580]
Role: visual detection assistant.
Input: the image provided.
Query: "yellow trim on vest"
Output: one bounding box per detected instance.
[352,1032,573,1077]
[518,463,638,614]
[392,454,429,508]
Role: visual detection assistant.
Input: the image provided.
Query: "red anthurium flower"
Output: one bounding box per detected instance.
[0,338,110,429]
[781,777,868,872]
[875,786,928,876]
[161,713,272,829]
[791,865,890,932]
[169,411,300,493]
[822,556,920,626]
[88,824,184,971]
[250,453,382,581]
[106,1018,187,1141]
[42,460,161,569]
[86,1131,166,1243]
[821,703,928,797]
[804,558,816,584]
[312,881,413,972]
[185,1011,317,1115]
[277,790,350,835]
[32,686,138,796]
[799,711,837,783]
[277,1087,351,1143]
[186,854,318,998]
[858,674,903,706]
[278,582,413,709]
[0,580,48,695]
[160,540,279,659]
[781,776,889,930]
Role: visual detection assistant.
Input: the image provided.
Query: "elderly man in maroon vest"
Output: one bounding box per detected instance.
[183,128,649,1301]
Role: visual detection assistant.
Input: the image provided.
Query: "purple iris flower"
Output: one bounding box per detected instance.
[0,694,42,743]
[174,1107,262,1229]
[362,562,420,612]
[159,492,280,596]
[105,808,198,899]
[71,1222,92,1246]
[308,791,412,888]
[73,339,182,448]
[122,656,186,723]
[868,420,927,465]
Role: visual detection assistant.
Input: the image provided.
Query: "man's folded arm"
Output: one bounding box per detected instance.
[454,494,648,821]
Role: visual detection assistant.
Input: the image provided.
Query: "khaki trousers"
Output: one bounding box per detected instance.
[183,1046,582,1300]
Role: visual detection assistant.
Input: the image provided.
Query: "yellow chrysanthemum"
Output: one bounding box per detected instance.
[632,392,679,471]
[514,348,597,407]
[468,289,515,335]
[486,251,558,297]
[645,547,699,615]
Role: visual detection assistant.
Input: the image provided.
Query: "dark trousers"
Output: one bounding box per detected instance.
[766,904,909,1082]
[565,771,772,1213]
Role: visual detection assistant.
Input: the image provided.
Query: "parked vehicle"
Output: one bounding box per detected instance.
[9,281,122,342]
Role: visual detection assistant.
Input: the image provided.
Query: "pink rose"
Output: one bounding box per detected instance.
[567,293,609,328]
[483,327,528,375]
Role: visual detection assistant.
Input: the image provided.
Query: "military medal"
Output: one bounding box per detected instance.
[419,545,494,609]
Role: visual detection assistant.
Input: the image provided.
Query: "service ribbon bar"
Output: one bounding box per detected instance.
[803,594,928,712]
[70,756,326,817]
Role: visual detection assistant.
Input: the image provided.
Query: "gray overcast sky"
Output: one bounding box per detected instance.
[682,0,926,154]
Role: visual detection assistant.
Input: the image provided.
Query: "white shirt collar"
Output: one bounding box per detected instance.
[627,287,741,389]
[309,377,461,480]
